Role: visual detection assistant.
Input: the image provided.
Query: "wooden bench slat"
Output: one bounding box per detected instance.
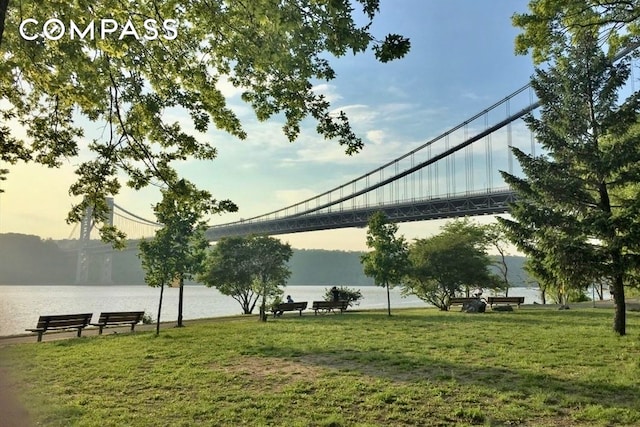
[91,311,145,334]
[448,297,478,305]
[271,302,308,316]
[26,313,93,342]
[311,300,348,314]
[487,297,525,308]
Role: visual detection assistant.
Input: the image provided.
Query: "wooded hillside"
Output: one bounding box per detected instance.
[0,233,532,286]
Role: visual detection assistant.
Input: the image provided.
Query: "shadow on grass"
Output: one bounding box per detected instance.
[293,348,639,413]
[318,308,618,330]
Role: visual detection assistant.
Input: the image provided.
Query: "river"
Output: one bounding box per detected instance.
[0,285,543,337]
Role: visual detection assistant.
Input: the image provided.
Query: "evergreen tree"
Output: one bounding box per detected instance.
[500,33,640,335]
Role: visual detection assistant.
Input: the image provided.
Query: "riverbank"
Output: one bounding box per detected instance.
[4,299,639,345]
[0,284,431,336]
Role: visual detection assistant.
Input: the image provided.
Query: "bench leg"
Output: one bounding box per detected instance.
[77,328,83,338]
[37,332,43,342]
[130,324,136,332]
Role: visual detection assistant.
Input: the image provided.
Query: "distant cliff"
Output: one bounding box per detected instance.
[287,249,374,286]
[0,233,531,287]
[0,233,75,284]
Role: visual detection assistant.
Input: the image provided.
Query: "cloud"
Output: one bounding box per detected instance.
[330,104,379,125]
[312,83,343,103]
[216,75,244,98]
[275,189,318,206]
[366,129,385,145]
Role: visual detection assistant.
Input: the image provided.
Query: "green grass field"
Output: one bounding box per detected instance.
[1,307,639,426]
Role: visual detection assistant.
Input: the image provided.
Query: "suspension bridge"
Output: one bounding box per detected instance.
[73,81,537,283]
[71,43,638,283]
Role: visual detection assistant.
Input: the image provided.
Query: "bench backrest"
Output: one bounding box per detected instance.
[312,300,348,309]
[97,311,145,324]
[36,313,93,329]
[276,302,308,310]
[488,297,525,303]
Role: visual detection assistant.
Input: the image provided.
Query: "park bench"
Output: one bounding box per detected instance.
[447,297,479,310]
[90,311,146,334]
[487,296,525,308]
[311,300,349,315]
[25,313,93,342]
[271,302,308,317]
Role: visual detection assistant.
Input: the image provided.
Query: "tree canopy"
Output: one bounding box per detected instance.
[403,219,498,311]
[138,179,221,330]
[200,234,292,320]
[513,0,640,64]
[361,211,409,316]
[0,1,410,241]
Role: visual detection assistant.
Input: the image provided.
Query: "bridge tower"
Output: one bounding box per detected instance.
[75,198,114,284]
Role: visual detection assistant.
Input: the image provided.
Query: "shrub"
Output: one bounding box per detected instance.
[323,286,363,308]
[142,312,154,324]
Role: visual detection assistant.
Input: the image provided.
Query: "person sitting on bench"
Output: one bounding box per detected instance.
[276,295,295,316]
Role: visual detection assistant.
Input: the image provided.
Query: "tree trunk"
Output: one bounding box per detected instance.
[259,284,267,322]
[612,272,626,336]
[539,283,547,305]
[177,276,184,327]
[249,296,258,314]
[386,281,391,316]
[0,0,9,47]
[156,283,164,336]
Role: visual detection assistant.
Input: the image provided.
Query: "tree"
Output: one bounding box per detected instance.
[0,1,410,243]
[247,236,293,322]
[361,212,409,316]
[403,219,498,311]
[512,0,640,65]
[500,32,640,335]
[200,236,257,315]
[139,179,230,331]
[138,228,174,335]
[200,235,292,321]
[484,223,512,296]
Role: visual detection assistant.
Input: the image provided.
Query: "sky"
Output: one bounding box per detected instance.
[0,0,536,252]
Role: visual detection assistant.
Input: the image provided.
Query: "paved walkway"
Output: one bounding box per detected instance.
[0,321,187,347]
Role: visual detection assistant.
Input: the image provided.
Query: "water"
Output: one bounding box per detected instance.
[0,285,543,337]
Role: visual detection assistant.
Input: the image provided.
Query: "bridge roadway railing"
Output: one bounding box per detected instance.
[205,188,515,241]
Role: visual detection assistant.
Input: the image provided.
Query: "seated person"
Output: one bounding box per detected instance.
[276,295,294,316]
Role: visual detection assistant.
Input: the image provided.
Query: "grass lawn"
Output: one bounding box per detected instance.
[1,307,639,426]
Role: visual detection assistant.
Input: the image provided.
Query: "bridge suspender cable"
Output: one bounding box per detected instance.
[285,100,541,218]
[211,41,640,226]
[112,203,162,227]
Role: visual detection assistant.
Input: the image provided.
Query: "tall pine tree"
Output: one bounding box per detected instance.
[500,34,640,335]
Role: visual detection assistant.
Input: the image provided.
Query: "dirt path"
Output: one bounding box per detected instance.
[0,368,32,427]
